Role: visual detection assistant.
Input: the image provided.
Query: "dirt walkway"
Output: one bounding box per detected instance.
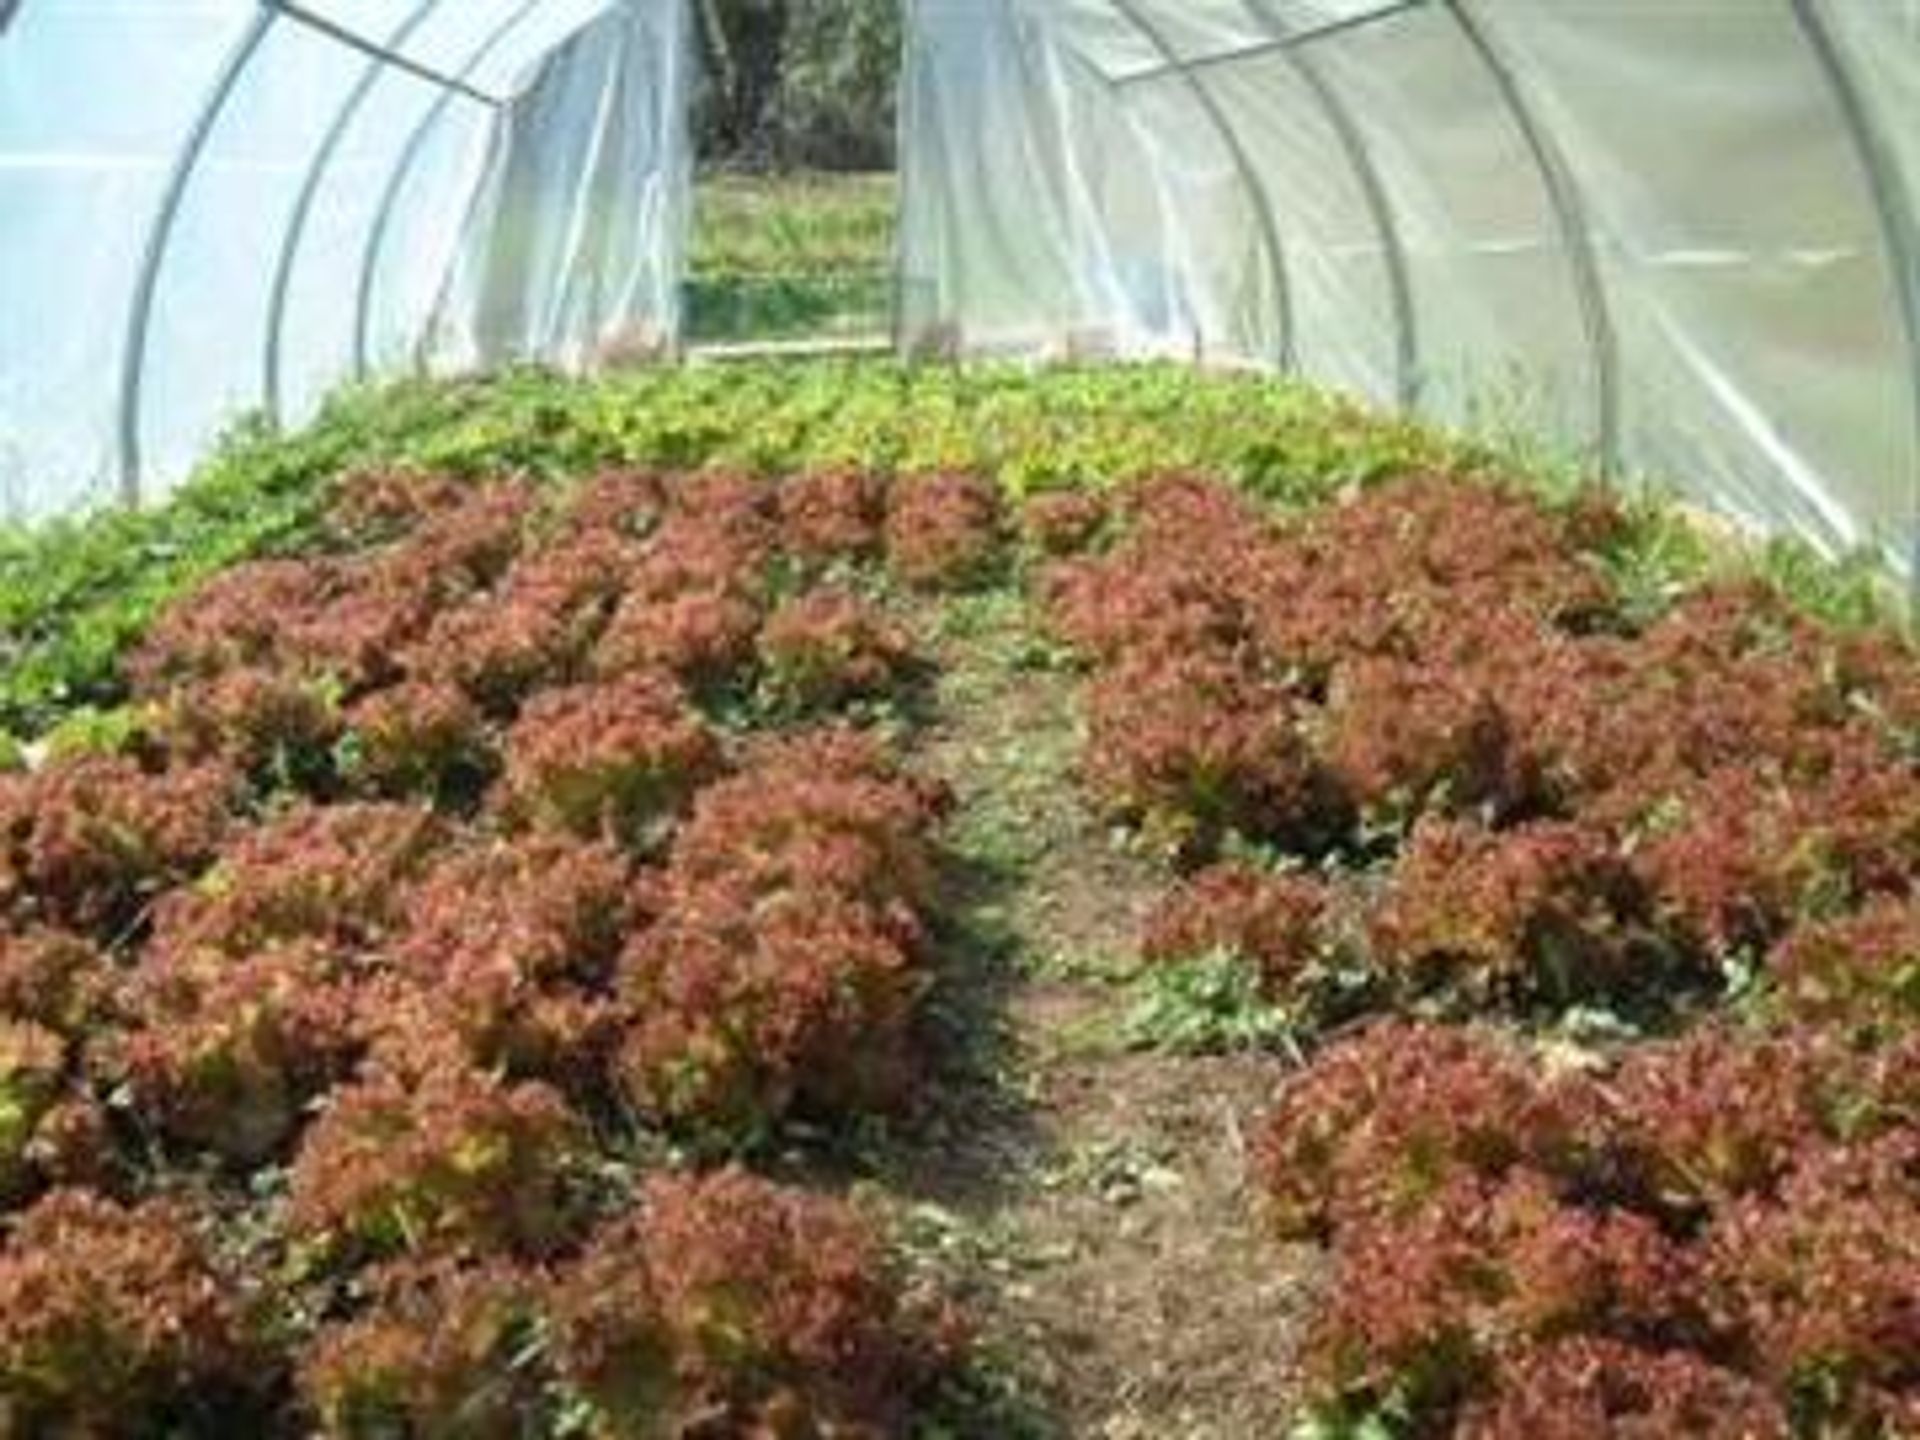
[893,593,1319,1438]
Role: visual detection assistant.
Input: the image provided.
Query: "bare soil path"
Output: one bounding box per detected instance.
[884,592,1319,1438]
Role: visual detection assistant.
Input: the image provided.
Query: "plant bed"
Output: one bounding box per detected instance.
[0,455,999,1436]
[0,366,1911,1437]
[1046,469,1920,1436]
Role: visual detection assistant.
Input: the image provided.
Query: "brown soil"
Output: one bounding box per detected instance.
[883,593,1319,1437]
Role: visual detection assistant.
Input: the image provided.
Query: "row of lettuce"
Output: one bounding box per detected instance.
[1052,472,1919,1436]
[0,461,1037,1434]
[0,362,1472,745]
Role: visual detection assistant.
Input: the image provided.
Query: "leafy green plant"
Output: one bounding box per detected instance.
[40,703,151,760]
[1289,1394,1415,1440]
[1752,534,1894,631]
[0,362,1482,742]
[2,359,1899,768]
[1118,949,1300,1057]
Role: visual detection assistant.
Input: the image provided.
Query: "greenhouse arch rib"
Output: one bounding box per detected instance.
[1240,0,1420,410]
[1790,0,1920,598]
[1444,0,1619,477]
[351,0,554,380]
[265,1,509,109]
[115,7,277,504]
[1105,0,1297,370]
[262,0,445,425]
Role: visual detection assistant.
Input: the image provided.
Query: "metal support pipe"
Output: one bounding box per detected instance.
[1108,0,1297,369]
[1446,0,1619,478]
[116,7,276,503]
[1114,0,1429,88]
[1243,0,1420,410]
[263,0,442,424]
[891,0,922,357]
[1791,0,1920,605]
[265,1,506,108]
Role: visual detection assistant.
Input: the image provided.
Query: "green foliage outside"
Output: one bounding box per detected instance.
[687,172,896,342]
[692,0,901,170]
[760,0,900,170]
[693,173,896,280]
[0,359,1896,745]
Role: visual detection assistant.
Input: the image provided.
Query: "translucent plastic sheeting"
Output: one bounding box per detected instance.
[428,2,692,375]
[899,0,1285,366]
[0,0,692,520]
[898,0,1920,581]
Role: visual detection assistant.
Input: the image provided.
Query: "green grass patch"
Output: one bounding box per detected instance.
[689,171,895,342]
[692,171,895,281]
[685,271,893,343]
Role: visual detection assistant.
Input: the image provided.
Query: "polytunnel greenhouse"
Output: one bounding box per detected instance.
[2,4,1920,1438]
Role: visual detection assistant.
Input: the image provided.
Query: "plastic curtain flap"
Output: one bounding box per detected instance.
[898,0,1920,580]
[425,2,692,377]
[0,0,692,520]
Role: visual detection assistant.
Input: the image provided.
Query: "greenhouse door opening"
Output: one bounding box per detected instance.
[682,1,901,354]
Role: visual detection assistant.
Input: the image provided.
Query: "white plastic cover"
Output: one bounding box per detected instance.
[0,0,692,519]
[899,0,1920,578]
[4,0,1916,587]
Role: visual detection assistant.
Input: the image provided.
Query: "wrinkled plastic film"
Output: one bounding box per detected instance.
[0,0,692,520]
[899,0,1920,577]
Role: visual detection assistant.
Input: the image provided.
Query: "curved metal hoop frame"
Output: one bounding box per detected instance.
[1106,0,1297,369]
[1790,0,1920,596]
[352,0,551,379]
[265,1,507,108]
[116,0,591,498]
[1241,0,1420,410]
[263,0,443,424]
[89,0,1920,551]
[116,8,276,502]
[1445,0,1619,477]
